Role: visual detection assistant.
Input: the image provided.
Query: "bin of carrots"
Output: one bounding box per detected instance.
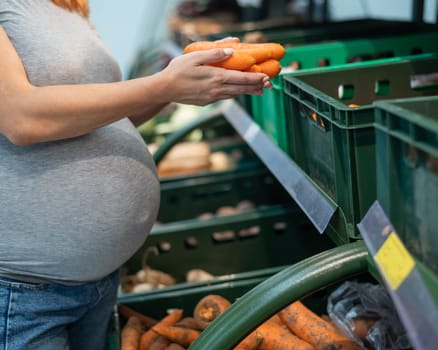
[118,293,363,350]
[183,41,286,78]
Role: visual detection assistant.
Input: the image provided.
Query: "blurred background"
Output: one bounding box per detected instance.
[88,0,438,79]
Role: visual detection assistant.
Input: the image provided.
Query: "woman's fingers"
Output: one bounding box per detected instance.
[188,48,235,65]
[214,36,240,43]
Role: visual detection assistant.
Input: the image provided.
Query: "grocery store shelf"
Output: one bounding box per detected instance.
[218,99,336,234]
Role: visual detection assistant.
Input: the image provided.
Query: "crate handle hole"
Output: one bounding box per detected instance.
[289,61,301,70]
[317,58,330,67]
[273,221,288,234]
[212,230,235,243]
[375,51,395,59]
[184,236,199,249]
[299,104,318,124]
[427,155,438,176]
[405,144,419,168]
[238,226,261,239]
[411,47,423,55]
[338,84,355,100]
[157,241,172,253]
[410,72,438,90]
[374,80,391,96]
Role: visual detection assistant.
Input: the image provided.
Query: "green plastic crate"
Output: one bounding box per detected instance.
[112,203,335,348]
[109,268,282,350]
[157,162,292,223]
[123,203,334,283]
[252,31,438,152]
[374,96,438,276]
[283,54,438,245]
[111,242,372,350]
[229,19,438,115]
[111,265,332,350]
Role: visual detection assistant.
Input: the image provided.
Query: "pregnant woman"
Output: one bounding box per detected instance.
[0,1,271,349]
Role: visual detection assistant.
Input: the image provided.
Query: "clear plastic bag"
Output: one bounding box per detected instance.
[327,281,412,350]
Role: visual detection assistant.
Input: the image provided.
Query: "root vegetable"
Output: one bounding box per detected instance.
[216,206,238,216]
[149,336,171,350]
[175,317,210,331]
[258,59,282,78]
[186,269,215,283]
[121,316,144,350]
[279,301,362,350]
[235,200,255,212]
[139,309,183,350]
[183,41,285,76]
[234,329,264,350]
[183,42,285,60]
[117,304,158,330]
[235,320,315,350]
[152,325,201,347]
[193,294,231,323]
[209,52,256,71]
[165,344,186,350]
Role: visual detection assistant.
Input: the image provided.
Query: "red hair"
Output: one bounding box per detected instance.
[51,0,89,17]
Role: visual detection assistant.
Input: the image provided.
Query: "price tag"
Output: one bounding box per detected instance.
[374,232,415,290]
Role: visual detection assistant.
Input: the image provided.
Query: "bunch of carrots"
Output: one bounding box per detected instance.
[119,294,363,350]
[183,41,286,78]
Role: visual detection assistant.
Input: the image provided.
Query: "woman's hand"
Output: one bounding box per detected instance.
[155,48,272,106]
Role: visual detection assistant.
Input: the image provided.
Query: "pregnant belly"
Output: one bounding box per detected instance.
[0,126,160,283]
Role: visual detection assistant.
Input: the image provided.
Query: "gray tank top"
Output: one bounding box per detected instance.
[0,0,160,284]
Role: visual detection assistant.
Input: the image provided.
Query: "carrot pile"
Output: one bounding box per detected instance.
[183,41,286,78]
[119,294,363,350]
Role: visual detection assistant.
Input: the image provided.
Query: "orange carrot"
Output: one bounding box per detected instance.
[234,329,264,350]
[268,314,285,327]
[121,316,144,350]
[183,41,285,60]
[165,344,186,350]
[183,41,285,68]
[279,301,362,350]
[237,47,273,63]
[259,43,285,60]
[118,304,158,330]
[257,320,315,350]
[258,59,281,78]
[193,294,231,323]
[245,64,262,73]
[152,325,201,347]
[175,316,209,331]
[235,319,314,350]
[149,336,171,350]
[139,309,183,350]
[209,52,256,71]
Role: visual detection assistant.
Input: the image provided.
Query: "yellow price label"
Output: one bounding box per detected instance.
[374,232,415,290]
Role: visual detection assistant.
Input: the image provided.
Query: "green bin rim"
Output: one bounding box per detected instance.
[374,96,438,133]
[283,52,438,79]
[282,53,438,128]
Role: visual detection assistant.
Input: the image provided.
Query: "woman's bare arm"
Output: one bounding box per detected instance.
[0,28,269,146]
